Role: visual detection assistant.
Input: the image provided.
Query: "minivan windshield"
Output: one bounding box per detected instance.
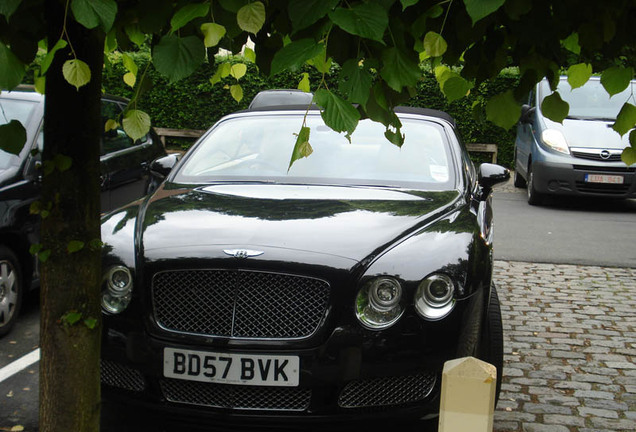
[0,98,37,169]
[539,78,636,120]
[175,113,456,190]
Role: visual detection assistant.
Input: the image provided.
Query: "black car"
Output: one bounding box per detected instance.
[0,87,166,336]
[99,95,509,427]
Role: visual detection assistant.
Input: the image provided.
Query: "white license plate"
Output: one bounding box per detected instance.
[584,174,624,184]
[163,348,300,387]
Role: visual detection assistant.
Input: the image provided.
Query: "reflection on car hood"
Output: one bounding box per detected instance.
[545,118,630,150]
[139,183,461,262]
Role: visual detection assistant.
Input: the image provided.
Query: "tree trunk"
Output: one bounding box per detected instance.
[39,1,104,431]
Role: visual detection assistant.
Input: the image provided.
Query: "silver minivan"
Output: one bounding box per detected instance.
[514,76,636,205]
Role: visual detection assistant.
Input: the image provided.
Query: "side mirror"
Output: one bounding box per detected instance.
[150,153,180,178]
[520,104,536,124]
[477,163,510,198]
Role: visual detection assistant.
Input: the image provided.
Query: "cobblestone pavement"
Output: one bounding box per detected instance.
[492,261,636,432]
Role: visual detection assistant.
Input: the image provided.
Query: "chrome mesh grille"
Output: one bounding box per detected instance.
[152,270,330,339]
[338,373,436,408]
[100,360,145,392]
[160,379,311,411]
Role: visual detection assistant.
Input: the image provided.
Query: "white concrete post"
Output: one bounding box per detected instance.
[438,356,497,432]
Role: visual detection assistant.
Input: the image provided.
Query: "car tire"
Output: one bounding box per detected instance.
[526,164,543,206]
[481,282,504,405]
[0,246,23,337]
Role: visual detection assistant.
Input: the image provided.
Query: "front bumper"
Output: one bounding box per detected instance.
[532,159,636,198]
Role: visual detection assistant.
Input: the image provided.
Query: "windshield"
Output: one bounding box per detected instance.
[539,79,636,120]
[175,114,456,189]
[0,98,37,169]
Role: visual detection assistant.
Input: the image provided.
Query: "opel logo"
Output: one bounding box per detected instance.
[600,150,611,160]
[223,249,264,259]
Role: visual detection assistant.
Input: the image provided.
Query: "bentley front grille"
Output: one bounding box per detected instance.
[338,373,437,408]
[160,379,312,411]
[100,359,145,392]
[152,269,330,339]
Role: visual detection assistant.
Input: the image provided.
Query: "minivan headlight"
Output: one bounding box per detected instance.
[355,277,404,329]
[102,265,133,314]
[414,274,456,321]
[541,129,570,154]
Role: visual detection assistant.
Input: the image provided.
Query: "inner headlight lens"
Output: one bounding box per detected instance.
[415,274,456,321]
[541,129,570,154]
[356,277,404,330]
[102,265,133,314]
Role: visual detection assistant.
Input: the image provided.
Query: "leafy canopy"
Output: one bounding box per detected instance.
[1,0,635,165]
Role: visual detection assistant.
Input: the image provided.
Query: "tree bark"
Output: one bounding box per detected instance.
[39,1,104,431]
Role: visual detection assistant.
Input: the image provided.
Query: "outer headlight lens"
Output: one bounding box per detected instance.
[356,277,404,329]
[102,265,133,314]
[414,274,455,321]
[541,129,570,154]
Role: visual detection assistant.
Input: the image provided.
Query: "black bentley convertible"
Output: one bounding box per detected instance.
[100,93,509,428]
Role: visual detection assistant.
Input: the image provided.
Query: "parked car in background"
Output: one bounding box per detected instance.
[0,87,166,336]
[514,76,636,205]
[99,91,509,427]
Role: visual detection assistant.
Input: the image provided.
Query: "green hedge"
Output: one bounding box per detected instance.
[99,53,518,167]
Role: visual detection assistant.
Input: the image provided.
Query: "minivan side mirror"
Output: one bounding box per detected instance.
[477,163,510,198]
[520,104,536,124]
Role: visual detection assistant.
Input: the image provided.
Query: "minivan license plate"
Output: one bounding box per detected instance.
[163,348,299,387]
[584,174,624,184]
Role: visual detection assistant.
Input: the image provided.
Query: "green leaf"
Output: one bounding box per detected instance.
[153,35,205,82]
[612,103,636,136]
[104,119,118,132]
[566,63,592,89]
[380,47,421,91]
[442,76,472,102]
[171,3,210,33]
[0,120,27,155]
[270,39,325,75]
[622,146,636,166]
[504,0,532,20]
[38,249,51,263]
[400,0,419,10]
[561,33,581,54]
[54,154,73,172]
[244,47,256,62]
[210,62,231,85]
[0,42,26,90]
[384,127,405,147]
[288,126,313,170]
[297,73,311,93]
[71,0,117,32]
[338,59,372,105]
[601,66,634,97]
[310,49,332,74]
[41,39,67,75]
[486,90,522,130]
[463,0,505,25]
[0,0,22,19]
[423,31,447,57]
[34,72,45,94]
[62,311,82,326]
[230,84,243,102]
[314,89,360,137]
[122,109,151,141]
[29,244,43,256]
[201,23,226,47]
[230,63,247,80]
[541,92,569,124]
[84,318,98,330]
[62,59,91,90]
[124,24,145,46]
[121,53,138,75]
[329,3,388,43]
[289,0,339,32]
[67,240,85,253]
[123,72,136,88]
[237,1,265,34]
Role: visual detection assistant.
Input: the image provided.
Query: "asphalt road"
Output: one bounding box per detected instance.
[492,185,636,268]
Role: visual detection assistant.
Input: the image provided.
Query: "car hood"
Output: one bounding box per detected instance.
[137,183,461,263]
[544,118,630,150]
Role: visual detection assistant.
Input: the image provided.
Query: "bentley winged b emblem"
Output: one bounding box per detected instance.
[223,249,264,259]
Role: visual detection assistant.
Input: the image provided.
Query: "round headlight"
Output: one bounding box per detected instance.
[356,277,404,330]
[414,274,455,321]
[102,265,133,314]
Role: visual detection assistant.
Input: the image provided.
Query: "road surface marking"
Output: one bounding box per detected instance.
[0,348,40,383]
